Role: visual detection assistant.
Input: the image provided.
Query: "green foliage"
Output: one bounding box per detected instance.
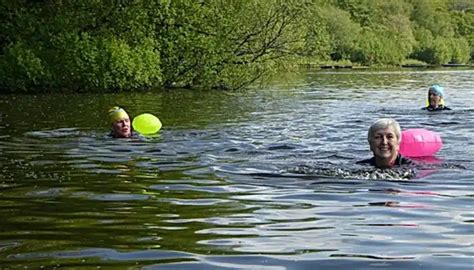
[0,0,473,92]
[351,25,413,66]
[334,0,380,27]
[157,0,309,90]
[0,1,164,91]
[317,5,360,61]
[411,27,436,63]
[0,42,48,91]
[48,33,161,90]
[411,27,471,64]
[410,0,455,37]
[449,37,470,63]
[450,6,474,61]
[432,37,453,64]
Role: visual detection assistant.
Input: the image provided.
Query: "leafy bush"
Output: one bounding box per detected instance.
[0,42,48,91]
[0,0,473,92]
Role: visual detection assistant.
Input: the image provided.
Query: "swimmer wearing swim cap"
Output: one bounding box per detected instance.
[423,85,451,111]
[108,106,132,138]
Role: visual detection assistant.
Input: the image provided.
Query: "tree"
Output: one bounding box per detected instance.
[318,5,361,61]
[0,1,166,91]
[157,0,309,90]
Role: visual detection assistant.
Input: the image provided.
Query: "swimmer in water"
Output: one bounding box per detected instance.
[422,85,451,111]
[357,118,413,169]
[108,106,132,138]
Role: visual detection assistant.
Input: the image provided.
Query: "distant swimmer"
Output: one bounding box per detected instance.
[357,118,414,169]
[422,85,451,111]
[108,106,132,138]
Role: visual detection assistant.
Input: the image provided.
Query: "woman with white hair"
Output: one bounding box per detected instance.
[357,118,413,168]
[423,85,451,111]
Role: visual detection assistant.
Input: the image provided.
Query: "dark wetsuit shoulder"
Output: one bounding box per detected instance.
[356,157,376,166]
[356,154,413,167]
[108,131,138,138]
[397,155,414,165]
[422,106,451,111]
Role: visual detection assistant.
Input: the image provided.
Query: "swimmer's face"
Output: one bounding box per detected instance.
[369,127,400,163]
[112,117,131,138]
[428,90,442,107]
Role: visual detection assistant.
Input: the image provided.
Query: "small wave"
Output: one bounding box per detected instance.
[287,164,416,180]
[25,128,81,138]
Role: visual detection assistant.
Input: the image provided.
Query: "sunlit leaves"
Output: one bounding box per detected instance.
[0,0,473,92]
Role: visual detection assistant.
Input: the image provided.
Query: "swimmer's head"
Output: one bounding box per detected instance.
[367,118,402,168]
[108,106,131,138]
[427,85,445,108]
[108,106,129,124]
[368,118,401,144]
[428,85,444,98]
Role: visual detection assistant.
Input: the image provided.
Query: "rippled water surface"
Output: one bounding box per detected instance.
[1,69,473,269]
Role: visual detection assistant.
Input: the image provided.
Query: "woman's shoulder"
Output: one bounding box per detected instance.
[422,106,452,111]
[356,157,375,165]
[397,155,414,165]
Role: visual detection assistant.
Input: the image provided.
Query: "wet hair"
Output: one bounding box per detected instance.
[368,118,401,143]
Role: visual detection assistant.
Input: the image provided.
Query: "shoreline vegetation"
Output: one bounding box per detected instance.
[302,62,473,69]
[0,0,473,93]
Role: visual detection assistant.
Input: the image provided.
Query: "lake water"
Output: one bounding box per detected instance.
[1,69,473,269]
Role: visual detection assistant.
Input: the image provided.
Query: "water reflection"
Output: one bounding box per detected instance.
[0,69,473,269]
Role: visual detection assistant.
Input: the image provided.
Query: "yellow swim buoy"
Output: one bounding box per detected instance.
[132,113,162,135]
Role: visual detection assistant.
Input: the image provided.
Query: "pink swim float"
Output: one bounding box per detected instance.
[399,128,443,157]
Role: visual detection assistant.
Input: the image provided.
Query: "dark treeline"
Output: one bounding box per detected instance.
[0,0,473,92]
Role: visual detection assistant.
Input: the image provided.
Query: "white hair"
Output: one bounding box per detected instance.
[368,118,401,143]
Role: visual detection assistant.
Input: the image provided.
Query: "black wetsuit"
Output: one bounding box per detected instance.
[422,105,451,111]
[356,154,413,167]
[108,131,138,138]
